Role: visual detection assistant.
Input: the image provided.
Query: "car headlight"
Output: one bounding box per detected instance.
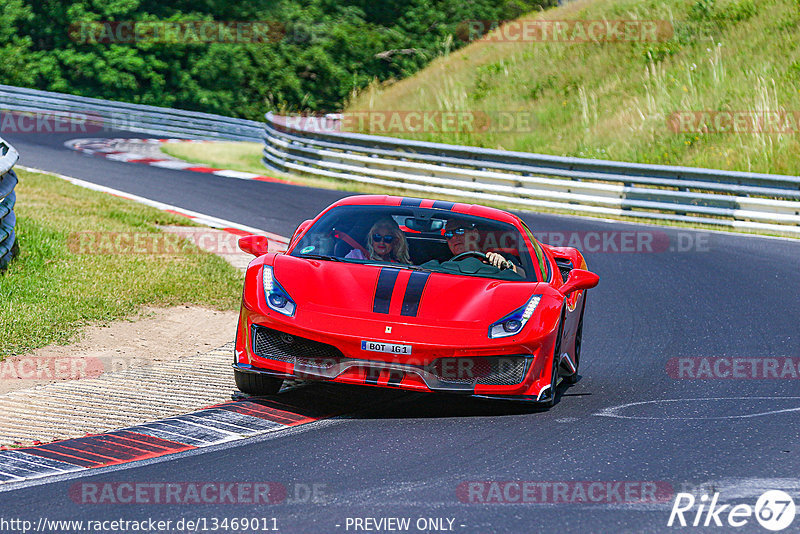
[263,266,296,317]
[488,295,541,339]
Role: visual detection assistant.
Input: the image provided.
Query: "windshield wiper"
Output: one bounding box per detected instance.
[298,253,343,262]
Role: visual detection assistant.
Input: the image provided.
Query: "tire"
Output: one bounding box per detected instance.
[234,369,283,396]
[543,315,564,408]
[565,295,586,385]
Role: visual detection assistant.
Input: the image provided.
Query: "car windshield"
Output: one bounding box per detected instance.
[289,205,540,282]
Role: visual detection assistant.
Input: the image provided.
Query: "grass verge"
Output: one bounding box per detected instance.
[162,142,266,174]
[0,169,243,359]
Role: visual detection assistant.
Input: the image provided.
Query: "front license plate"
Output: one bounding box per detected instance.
[361,340,412,356]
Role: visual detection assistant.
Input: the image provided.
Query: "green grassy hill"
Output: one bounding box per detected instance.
[346,0,800,175]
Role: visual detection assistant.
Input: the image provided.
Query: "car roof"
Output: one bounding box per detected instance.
[328,195,522,227]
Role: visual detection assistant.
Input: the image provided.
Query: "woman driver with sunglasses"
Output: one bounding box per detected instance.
[345,217,411,264]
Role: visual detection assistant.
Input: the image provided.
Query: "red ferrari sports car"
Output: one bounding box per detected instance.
[233,195,598,405]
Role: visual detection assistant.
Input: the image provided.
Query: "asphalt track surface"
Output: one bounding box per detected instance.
[1,129,800,533]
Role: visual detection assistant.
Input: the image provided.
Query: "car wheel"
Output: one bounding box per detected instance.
[543,315,564,408]
[234,370,283,396]
[565,296,586,385]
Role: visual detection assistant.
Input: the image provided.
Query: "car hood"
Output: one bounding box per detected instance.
[273,255,538,327]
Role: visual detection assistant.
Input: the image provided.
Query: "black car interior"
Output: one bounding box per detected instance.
[293,206,536,281]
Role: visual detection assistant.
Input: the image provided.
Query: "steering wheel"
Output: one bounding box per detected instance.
[451,251,515,272]
[451,251,489,262]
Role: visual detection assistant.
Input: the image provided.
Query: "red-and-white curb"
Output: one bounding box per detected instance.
[64,138,295,185]
[0,397,328,485]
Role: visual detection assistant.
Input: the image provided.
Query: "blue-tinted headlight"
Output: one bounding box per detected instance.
[268,293,287,308]
[263,266,296,317]
[489,295,541,339]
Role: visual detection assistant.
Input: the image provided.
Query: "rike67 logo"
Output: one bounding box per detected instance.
[668,490,796,531]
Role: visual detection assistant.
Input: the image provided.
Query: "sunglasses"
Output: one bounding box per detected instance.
[372,233,395,244]
[444,226,472,239]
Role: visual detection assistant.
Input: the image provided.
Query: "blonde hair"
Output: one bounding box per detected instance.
[366,218,410,264]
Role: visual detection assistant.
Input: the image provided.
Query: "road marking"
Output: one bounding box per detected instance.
[595,397,800,420]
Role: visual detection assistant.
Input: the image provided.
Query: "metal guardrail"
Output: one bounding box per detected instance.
[0,137,19,269]
[262,112,800,236]
[0,84,796,237]
[0,85,264,142]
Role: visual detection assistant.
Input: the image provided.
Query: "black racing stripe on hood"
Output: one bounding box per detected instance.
[400,271,430,317]
[373,268,400,314]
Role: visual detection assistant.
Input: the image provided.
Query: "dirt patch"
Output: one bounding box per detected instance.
[0,306,237,395]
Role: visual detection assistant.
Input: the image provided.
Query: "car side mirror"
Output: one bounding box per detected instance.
[560,269,599,295]
[238,235,270,256]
